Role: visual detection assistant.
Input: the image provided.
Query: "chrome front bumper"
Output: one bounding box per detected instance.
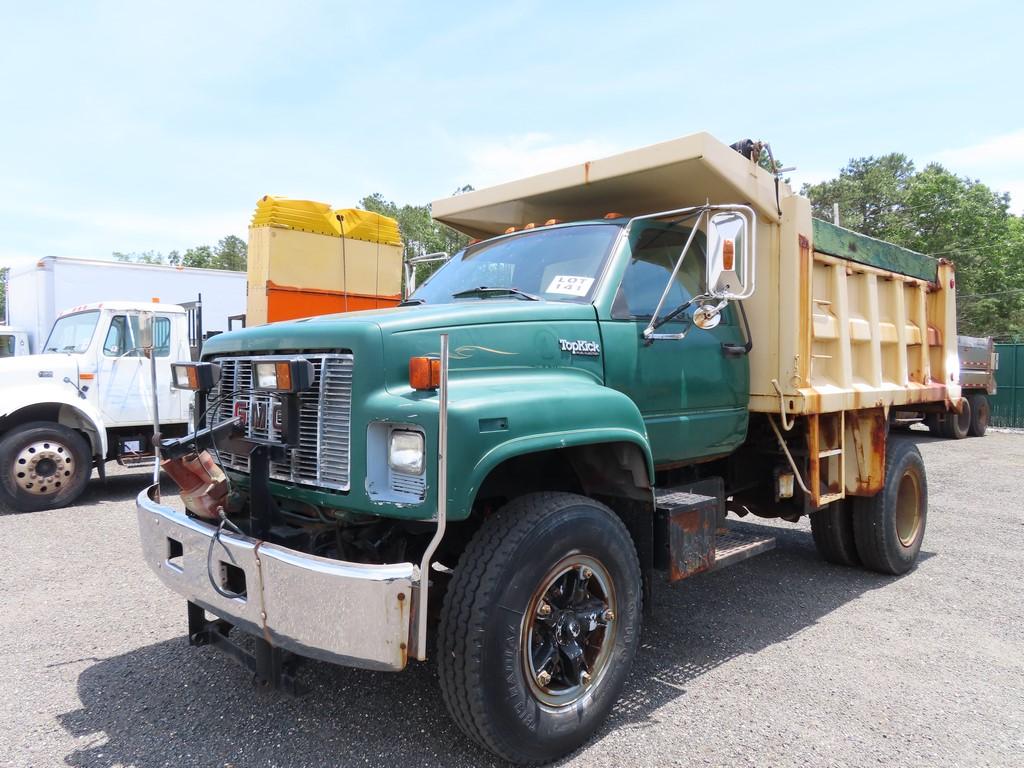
[135,484,415,671]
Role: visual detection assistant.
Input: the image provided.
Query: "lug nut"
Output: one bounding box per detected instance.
[580,567,593,580]
[537,602,552,617]
[537,670,552,686]
[581,671,592,686]
[602,609,615,622]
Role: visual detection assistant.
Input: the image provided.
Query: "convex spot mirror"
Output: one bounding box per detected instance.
[693,304,722,330]
[707,211,754,300]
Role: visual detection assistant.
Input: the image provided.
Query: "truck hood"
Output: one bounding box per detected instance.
[201,300,605,389]
[203,301,597,353]
[0,354,79,394]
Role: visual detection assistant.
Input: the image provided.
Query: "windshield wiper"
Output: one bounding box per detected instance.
[451,286,540,301]
[398,297,426,306]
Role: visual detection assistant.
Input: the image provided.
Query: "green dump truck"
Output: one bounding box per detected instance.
[136,132,961,763]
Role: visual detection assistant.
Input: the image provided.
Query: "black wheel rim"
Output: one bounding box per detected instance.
[520,554,617,708]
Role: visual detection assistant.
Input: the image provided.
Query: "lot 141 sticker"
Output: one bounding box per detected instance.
[546,275,594,296]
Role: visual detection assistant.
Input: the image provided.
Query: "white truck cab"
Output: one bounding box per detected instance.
[0,301,193,511]
[0,326,29,358]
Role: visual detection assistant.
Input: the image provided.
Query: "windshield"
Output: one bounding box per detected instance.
[411,223,620,305]
[43,310,100,353]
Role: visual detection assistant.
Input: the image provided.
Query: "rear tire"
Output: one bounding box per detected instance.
[852,438,927,575]
[967,393,989,437]
[810,500,860,567]
[940,398,971,439]
[0,421,92,512]
[438,492,642,764]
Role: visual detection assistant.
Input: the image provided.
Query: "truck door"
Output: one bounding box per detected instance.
[599,223,749,465]
[97,313,177,426]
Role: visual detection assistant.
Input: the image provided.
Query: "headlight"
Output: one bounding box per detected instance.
[252,357,315,393]
[389,430,424,475]
[170,362,221,391]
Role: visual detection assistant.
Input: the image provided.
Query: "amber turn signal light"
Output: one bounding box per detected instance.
[409,356,441,390]
[722,239,735,271]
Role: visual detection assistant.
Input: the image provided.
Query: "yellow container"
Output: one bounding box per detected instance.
[246,197,404,326]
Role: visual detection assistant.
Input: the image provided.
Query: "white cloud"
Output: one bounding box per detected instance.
[461,133,621,189]
[932,130,1024,213]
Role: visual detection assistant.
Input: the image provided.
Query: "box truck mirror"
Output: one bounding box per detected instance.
[707,210,755,300]
[137,311,154,350]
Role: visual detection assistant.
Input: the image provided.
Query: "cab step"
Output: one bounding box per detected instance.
[711,525,776,570]
[654,485,776,580]
[117,456,157,468]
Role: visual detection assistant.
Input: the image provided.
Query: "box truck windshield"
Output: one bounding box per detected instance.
[43,310,99,353]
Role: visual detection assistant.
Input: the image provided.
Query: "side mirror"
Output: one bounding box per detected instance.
[137,312,154,349]
[707,210,755,300]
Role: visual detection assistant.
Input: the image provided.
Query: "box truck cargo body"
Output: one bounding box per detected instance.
[4,256,246,353]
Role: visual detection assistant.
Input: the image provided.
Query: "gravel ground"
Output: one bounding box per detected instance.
[1,431,1022,768]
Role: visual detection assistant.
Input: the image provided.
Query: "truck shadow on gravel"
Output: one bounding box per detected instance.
[57,523,928,768]
[0,471,163,515]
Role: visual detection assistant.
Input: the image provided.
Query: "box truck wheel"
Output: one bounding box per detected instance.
[852,438,927,575]
[438,492,642,764]
[810,499,860,567]
[0,422,91,512]
[967,393,989,437]
[940,398,971,440]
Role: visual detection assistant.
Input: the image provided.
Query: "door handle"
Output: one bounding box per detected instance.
[721,342,751,358]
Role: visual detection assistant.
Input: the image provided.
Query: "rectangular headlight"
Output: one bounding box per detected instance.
[389,430,424,475]
[252,357,315,393]
[170,362,221,391]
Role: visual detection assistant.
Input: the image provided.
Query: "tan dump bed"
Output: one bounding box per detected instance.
[433,132,961,421]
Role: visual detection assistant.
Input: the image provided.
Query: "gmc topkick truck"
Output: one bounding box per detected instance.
[136,133,960,764]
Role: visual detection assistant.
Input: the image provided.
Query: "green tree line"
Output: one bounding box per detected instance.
[0,266,7,322]
[803,157,1024,339]
[113,234,248,271]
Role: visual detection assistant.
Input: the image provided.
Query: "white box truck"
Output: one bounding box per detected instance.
[4,256,246,353]
[0,258,247,512]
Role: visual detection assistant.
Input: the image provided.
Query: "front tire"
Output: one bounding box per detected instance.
[852,438,927,575]
[438,492,642,764]
[0,421,92,512]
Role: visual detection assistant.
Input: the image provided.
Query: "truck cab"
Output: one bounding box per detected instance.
[0,301,192,511]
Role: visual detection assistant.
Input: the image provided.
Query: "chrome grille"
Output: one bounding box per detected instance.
[211,354,353,491]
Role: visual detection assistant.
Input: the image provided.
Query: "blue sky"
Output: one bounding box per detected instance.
[1,0,1020,265]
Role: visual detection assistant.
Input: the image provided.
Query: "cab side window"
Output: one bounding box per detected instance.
[102,315,171,356]
[152,317,171,356]
[613,225,706,319]
[103,316,130,356]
